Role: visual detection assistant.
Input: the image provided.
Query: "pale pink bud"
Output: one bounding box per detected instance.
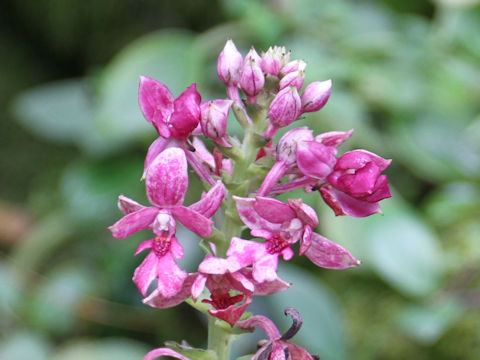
[261,46,290,76]
[301,80,332,113]
[279,70,305,91]
[276,127,313,166]
[268,86,302,128]
[200,99,233,147]
[240,48,265,97]
[279,59,306,77]
[217,39,243,86]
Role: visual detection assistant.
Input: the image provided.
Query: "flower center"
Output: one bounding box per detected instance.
[203,292,244,310]
[152,236,171,257]
[266,234,290,254]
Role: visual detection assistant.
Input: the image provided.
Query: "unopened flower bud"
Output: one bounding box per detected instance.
[240,48,265,97]
[261,46,290,76]
[301,80,332,113]
[268,86,302,128]
[200,99,233,147]
[279,70,305,91]
[217,40,243,86]
[280,59,306,77]
[276,127,313,166]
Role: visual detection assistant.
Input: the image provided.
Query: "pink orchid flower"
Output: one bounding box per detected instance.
[232,196,360,281]
[139,76,201,140]
[190,254,290,326]
[238,308,317,360]
[258,127,353,196]
[109,147,225,296]
[320,149,392,217]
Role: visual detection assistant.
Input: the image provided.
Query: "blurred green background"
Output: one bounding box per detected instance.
[1,0,480,359]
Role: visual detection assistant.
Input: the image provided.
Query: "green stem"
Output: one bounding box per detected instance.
[208,316,234,360]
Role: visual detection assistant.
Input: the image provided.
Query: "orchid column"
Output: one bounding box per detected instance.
[109,39,391,360]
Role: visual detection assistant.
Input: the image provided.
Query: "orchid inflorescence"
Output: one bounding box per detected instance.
[109,40,392,360]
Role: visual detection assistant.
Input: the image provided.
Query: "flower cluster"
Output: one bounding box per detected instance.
[109,39,391,360]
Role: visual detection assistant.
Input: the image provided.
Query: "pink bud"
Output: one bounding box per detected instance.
[240,48,265,97]
[279,70,305,91]
[268,86,302,128]
[301,80,332,113]
[261,46,290,76]
[276,127,313,166]
[217,39,243,86]
[280,59,306,77]
[168,83,202,139]
[200,99,233,147]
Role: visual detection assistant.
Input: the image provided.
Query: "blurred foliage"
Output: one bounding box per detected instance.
[1,0,480,359]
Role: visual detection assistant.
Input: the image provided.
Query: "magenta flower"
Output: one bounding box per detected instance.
[138,76,201,140]
[109,147,225,296]
[238,308,317,360]
[320,150,392,217]
[232,197,360,278]
[191,254,290,326]
[261,46,290,76]
[258,128,353,196]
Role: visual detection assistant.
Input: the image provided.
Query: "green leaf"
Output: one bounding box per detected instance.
[60,156,144,225]
[25,264,95,334]
[94,30,200,143]
[394,299,464,344]
[12,79,93,144]
[321,192,445,298]
[268,264,349,360]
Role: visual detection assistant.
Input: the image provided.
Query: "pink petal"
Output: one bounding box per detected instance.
[133,252,160,296]
[209,297,251,327]
[169,84,201,139]
[336,162,381,197]
[336,150,391,172]
[254,197,296,223]
[304,233,361,269]
[117,195,145,214]
[171,206,213,237]
[227,237,266,268]
[188,181,226,218]
[191,274,207,301]
[134,239,153,255]
[138,76,174,133]
[363,175,391,202]
[257,160,288,196]
[198,254,231,275]
[143,347,191,360]
[296,141,336,179]
[155,253,188,298]
[253,253,279,283]
[285,342,315,360]
[142,137,170,179]
[170,237,184,260]
[143,274,197,310]
[233,196,281,232]
[238,315,281,340]
[299,225,312,255]
[146,147,188,207]
[287,199,318,228]
[229,271,255,294]
[109,207,159,239]
[320,185,382,217]
[315,129,353,148]
[240,268,290,295]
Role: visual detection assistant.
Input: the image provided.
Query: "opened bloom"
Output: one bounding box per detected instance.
[191,253,290,326]
[320,149,392,217]
[109,147,225,296]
